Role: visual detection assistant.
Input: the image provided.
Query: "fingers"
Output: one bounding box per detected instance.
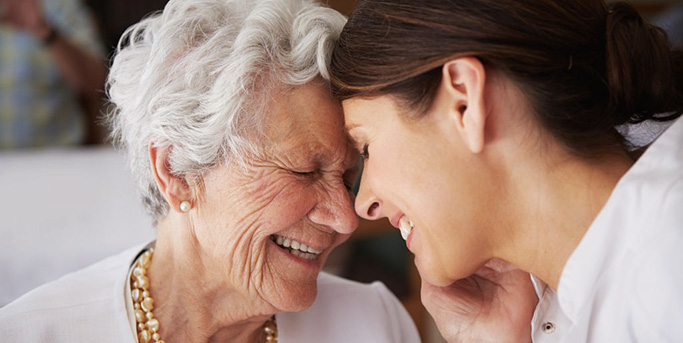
[482,257,517,272]
[420,279,483,342]
[420,278,483,309]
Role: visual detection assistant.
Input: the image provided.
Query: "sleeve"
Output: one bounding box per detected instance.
[371,281,422,343]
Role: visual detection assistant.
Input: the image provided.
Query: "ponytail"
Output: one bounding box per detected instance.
[330,0,683,157]
[605,1,683,126]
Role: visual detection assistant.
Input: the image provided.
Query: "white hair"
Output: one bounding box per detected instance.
[106,0,347,221]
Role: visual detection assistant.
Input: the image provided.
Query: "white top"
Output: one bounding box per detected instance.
[530,118,683,343]
[0,244,421,343]
[0,147,153,307]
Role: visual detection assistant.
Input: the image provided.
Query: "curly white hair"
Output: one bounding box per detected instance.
[106,0,346,221]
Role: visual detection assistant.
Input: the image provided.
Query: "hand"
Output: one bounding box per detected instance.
[421,258,537,343]
[0,0,50,38]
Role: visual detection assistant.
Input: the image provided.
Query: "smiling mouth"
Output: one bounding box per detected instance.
[270,234,322,261]
[399,217,414,241]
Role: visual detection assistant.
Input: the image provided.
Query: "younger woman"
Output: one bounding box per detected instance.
[331,1,683,342]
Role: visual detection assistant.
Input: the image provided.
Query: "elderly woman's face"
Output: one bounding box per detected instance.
[191,81,359,312]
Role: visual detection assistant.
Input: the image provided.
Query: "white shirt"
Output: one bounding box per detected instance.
[0,244,421,343]
[531,118,683,343]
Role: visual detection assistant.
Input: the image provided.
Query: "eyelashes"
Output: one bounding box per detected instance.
[291,168,355,191]
[291,170,317,177]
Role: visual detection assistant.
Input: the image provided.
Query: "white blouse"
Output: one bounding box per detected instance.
[0,244,421,343]
[531,118,683,342]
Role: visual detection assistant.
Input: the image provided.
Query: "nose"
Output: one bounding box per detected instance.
[354,171,383,220]
[307,178,359,234]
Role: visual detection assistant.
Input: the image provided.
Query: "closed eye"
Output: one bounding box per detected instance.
[291,170,317,177]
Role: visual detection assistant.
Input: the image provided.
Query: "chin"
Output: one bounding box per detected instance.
[271,282,318,312]
[416,255,457,287]
[260,239,327,312]
[423,272,454,288]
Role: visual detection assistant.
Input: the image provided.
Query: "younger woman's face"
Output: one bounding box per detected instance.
[343,95,496,286]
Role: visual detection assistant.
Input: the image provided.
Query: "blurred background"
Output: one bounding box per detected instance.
[0,0,680,342]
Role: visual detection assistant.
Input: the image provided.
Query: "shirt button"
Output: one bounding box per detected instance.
[542,321,556,334]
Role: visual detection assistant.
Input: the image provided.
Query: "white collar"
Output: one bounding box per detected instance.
[553,118,683,321]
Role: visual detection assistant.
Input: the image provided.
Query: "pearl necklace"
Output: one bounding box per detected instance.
[130,248,278,343]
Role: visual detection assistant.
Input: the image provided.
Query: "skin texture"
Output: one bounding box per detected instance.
[343,58,634,342]
[146,80,360,343]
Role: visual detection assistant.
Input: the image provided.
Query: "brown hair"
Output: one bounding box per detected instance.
[330,0,683,156]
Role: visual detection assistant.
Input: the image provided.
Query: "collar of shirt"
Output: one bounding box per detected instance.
[530,118,683,341]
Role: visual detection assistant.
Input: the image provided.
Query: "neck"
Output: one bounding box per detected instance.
[146,215,275,343]
[495,147,633,290]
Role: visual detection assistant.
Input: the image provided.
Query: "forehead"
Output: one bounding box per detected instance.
[342,95,402,130]
[263,81,351,164]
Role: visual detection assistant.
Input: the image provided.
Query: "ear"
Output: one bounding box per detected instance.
[149,143,194,213]
[440,57,487,153]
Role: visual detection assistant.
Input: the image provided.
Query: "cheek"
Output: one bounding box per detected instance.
[414,219,475,286]
[415,185,493,284]
[194,174,314,246]
[238,175,321,236]
[409,159,493,283]
[194,175,322,281]
[271,178,316,212]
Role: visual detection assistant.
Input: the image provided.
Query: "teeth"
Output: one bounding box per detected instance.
[290,249,318,260]
[399,217,414,241]
[272,235,322,255]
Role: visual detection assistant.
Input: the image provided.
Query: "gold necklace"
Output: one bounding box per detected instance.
[130,248,278,343]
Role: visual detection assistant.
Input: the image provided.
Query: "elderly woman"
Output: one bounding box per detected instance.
[0,0,420,342]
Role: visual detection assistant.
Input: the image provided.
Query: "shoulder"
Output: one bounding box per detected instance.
[317,272,417,329]
[616,118,683,247]
[623,179,683,341]
[592,120,683,340]
[625,231,683,342]
[277,272,421,343]
[316,270,398,300]
[0,245,143,342]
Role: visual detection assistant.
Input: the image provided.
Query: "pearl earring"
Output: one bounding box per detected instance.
[179,201,191,213]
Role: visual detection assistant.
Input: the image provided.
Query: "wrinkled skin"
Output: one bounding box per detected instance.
[149,80,360,343]
[421,259,537,343]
